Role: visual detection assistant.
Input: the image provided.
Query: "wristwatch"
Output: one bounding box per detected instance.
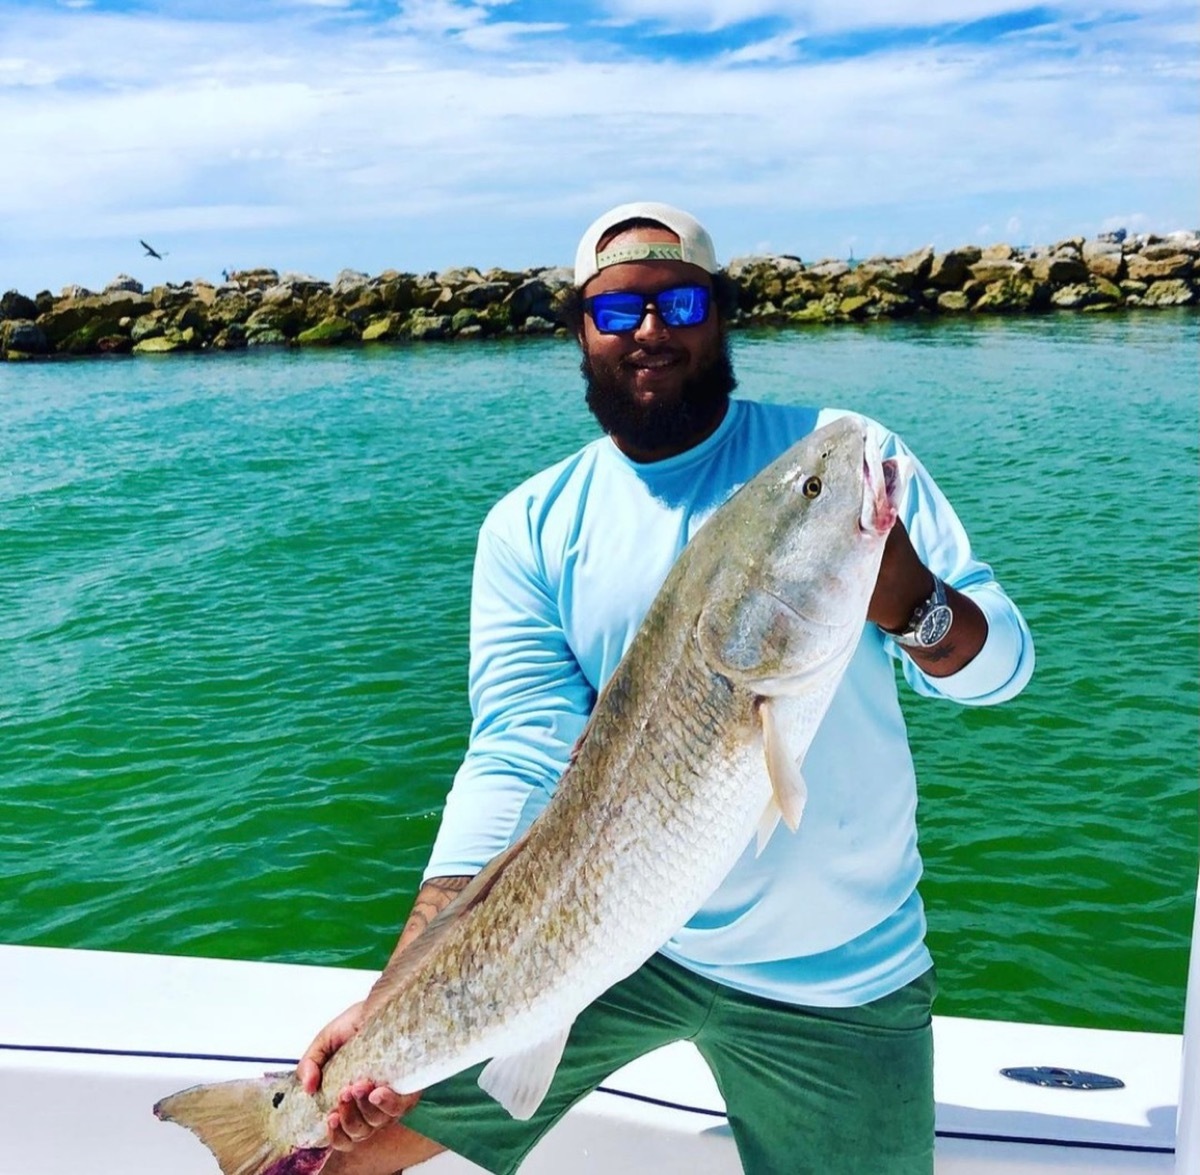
[890,576,953,649]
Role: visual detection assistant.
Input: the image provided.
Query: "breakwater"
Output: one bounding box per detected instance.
[2,230,1196,361]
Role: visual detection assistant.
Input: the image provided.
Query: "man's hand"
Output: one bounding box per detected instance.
[867,521,932,634]
[296,1002,422,1151]
[293,876,473,1152]
[868,521,988,677]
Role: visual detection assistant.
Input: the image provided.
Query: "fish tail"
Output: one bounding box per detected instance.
[154,1075,330,1175]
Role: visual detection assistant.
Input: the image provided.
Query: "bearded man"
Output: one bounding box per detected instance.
[297,202,1035,1175]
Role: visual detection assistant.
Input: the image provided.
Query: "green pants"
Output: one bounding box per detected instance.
[404,954,937,1175]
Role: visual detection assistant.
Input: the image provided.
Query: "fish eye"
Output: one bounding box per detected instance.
[802,476,822,499]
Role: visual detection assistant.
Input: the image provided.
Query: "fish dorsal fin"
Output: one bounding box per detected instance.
[478,1023,573,1120]
[375,832,531,999]
[759,697,808,834]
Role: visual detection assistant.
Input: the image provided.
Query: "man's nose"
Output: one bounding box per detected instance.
[632,304,669,342]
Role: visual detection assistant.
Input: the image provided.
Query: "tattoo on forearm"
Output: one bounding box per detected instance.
[403,876,472,939]
[919,641,957,664]
[371,876,473,1003]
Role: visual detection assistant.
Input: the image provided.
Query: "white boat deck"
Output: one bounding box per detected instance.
[0,944,1185,1174]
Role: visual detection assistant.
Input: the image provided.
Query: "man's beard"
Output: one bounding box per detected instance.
[582,334,738,456]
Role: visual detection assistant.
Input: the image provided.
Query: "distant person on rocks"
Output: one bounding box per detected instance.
[297,202,1035,1174]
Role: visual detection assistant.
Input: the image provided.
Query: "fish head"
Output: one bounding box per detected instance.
[695,414,904,693]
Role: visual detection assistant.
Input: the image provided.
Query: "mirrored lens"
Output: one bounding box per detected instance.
[656,285,709,327]
[590,293,646,333]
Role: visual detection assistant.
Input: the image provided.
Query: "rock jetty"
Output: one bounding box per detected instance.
[2,230,1196,361]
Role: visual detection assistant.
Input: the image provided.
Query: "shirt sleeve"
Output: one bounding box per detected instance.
[879,427,1035,706]
[422,512,595,881]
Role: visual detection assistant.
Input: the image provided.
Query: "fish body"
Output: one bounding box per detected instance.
[155,414,902,1175]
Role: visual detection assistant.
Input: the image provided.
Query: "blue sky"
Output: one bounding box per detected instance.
[1,0,1196,295]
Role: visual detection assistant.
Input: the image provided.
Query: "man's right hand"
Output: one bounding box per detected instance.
[296,1001,422,1151]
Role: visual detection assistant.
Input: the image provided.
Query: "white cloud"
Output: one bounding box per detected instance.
[0,2,1195,293]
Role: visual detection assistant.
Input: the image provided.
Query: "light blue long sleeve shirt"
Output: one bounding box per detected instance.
[424,398,1034,1007]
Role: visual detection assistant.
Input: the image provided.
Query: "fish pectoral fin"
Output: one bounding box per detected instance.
[477,1024,573,1120]
[755,800,783,856]
[759,697,808,833]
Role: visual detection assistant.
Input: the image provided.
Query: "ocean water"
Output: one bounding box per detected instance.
[1,312,1196,1035]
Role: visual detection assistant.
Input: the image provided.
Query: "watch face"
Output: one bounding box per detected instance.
[918,604,953,647]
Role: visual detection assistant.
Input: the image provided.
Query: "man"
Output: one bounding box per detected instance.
[298,202,1035,1174]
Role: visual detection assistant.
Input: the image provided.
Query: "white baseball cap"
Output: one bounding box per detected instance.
[573,201,720,287]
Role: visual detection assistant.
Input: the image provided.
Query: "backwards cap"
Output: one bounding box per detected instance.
[573,201,719,288]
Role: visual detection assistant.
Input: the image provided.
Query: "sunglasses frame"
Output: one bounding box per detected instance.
[583,284,712,334]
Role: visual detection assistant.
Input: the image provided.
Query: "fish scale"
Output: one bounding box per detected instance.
[154,414,900,1175]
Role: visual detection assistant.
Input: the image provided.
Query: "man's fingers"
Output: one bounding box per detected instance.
[369,1085,420,1118]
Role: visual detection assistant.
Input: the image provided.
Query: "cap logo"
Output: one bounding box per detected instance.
[595,242,685,270]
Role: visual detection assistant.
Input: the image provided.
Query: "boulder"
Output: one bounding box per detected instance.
[246,327,288,346]
[38,291,152,347]
[451,309,482,335]
[457,281,510,310]
[788,299,832,323]
[1,290,39,321]
[229,268,280,290]
[130,314,166,343]
[968,258,1032,284]
[980,243,1015,261]
[936,290,971,313]
[404,312,452,341]
[0,319,48,353]
[361,314,406,342]
[1162,230,1200,255]
[376,276,416,314]
[1082,242,1125,282]
[1139,240,1198,261]
[132,335,184,354]
[504,278,556,327]
[296,317,359,345]
[1141,280,1195,307]
[104,275,144,294]
[927,248,982,290]
[331,269,371,297]
[1050,284,1101,310]
[245,301,306,338]
[189,282,217,307]
[1029,255,1090,285]
[212,323,248,350]
[806,259,851,280]
[972,277,1045,314]
[897,245,934,284]
[1126,253,1193,282]
[208,292,254,329]
[837,295,872,320]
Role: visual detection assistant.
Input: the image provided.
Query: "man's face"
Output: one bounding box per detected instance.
[579,224,735,461]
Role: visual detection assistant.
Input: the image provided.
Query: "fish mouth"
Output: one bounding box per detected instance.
[860,440,901,536]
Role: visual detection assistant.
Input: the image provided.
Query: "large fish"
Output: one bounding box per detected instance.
[155,413,903,1175]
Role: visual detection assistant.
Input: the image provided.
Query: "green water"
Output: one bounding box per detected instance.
[2,313,1196,1034]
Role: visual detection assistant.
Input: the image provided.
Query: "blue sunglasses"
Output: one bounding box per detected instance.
[583,284,711,334]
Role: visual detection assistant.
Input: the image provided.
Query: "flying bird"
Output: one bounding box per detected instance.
[140,240,167,260]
